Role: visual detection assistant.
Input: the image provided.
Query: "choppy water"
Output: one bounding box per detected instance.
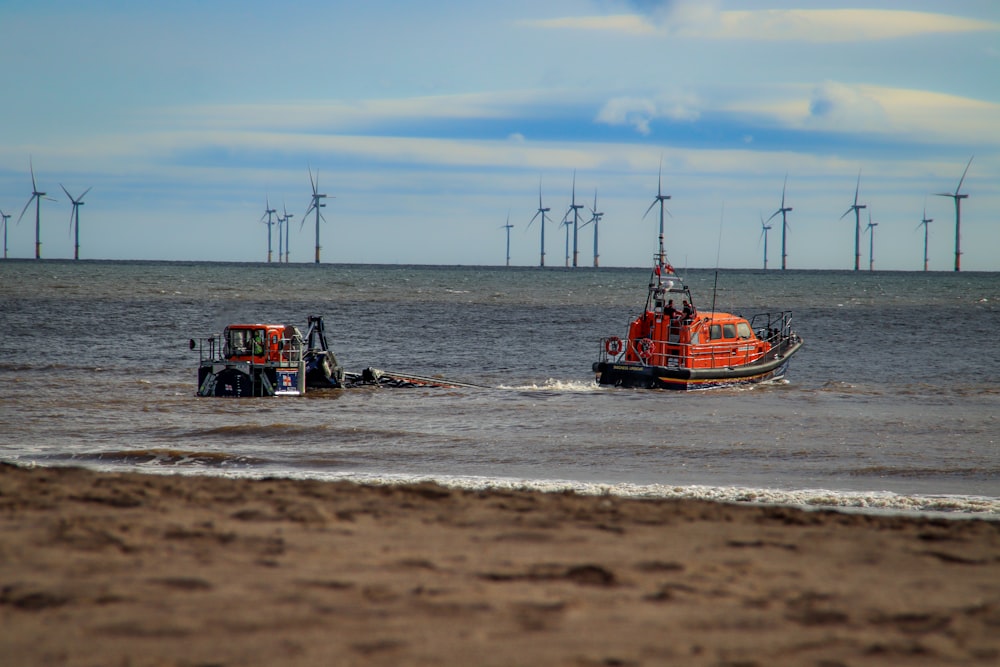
[1,260,998,515]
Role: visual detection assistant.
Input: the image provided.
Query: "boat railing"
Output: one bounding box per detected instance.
[748,311,797,348]
[190,334,306,366]
[599,310,799,368]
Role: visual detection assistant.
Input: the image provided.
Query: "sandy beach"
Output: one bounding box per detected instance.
[1,463,998,666]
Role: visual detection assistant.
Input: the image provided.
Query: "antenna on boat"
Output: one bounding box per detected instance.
[711,203,725,314]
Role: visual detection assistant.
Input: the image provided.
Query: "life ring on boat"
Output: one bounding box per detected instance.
[605,336,624,356]
[635,337,653,361]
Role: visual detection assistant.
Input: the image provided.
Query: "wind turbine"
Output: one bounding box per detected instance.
[562,171,584,267]
[17,159,56,259]
[917,206,932,272]
[758,213,772,270]
[935,155,973,272]
[526,178,550,267]
[61,185,92,260]
[1,209,11,259]
[560,217,571,267]
[643,160,672,266]
[839,170,866,271]
[865,209,878,272]
[276,210,284,263]
[765,174,792,270]
[302,166,329,264]
[500,211,514,267]
[579,189,603,267]
[282,203,294,263]
[260,197,277,262]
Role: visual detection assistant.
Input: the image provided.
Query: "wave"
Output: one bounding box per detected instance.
[500,379,602,392]
[36,448,269,468]
[85,467,994,517]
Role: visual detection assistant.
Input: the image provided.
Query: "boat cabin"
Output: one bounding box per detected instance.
[222,324,302,365]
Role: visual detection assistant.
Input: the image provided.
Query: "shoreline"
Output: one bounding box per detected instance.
[2,463,999,665]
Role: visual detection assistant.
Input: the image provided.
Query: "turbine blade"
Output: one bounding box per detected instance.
[61,184,73,201]
[765,209,781,223]
[781,173,788,207]
[642,199,657,220]
[308,166,318,194]
[29,157,38,191]
[17,195,36,223]
[840,208,853,220]
[79,187,92,200]
[956,155,974,194]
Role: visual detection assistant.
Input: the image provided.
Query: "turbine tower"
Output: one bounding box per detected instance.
[1,209,11,259]
[276,210,284,263]
[765,174,792,270]
[865,209,878,272]
[579,189,603,267]
[260,197,277,263]
[758,213,772,270]
[562,171,584,267]
[560,217,571,267]
[282,204,294,263]
[61,185,92,260]
[935,155,973,272]
[500,212,514,267]
[643,160,672,266]
[526,179,550,267]
[302,166,329,264]
[917,207,932,272]
[839,170,866,271]
[17,159,55,259]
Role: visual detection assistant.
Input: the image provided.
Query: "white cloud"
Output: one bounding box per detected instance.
[722,82,1000,146]
[526,8,1000,42]
[596,93,701,135]
[716,10,1000,42]
[522,14,657,35]
[806,81,889,131]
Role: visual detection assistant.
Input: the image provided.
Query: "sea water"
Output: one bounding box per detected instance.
[1,260,997,515]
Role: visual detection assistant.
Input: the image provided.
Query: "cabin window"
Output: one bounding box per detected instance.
[737,322,753,339]
[690,331,699,344]
[709,324,722,340]
[723,324,737,339]
[224,329,249,357]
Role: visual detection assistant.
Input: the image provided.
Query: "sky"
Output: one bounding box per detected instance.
[1,0,998,270]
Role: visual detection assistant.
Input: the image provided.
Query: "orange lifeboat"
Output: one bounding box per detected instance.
[593,258,803,390]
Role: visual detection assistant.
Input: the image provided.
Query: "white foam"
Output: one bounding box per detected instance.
[499,379,602,392]
[46,462,1000,517]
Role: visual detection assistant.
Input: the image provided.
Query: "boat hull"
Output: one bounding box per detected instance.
[594,339,803,390]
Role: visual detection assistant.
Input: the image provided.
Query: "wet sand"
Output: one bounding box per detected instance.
[1,463,998,666]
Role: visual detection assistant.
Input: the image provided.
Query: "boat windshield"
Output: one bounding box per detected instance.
[225,327,266,357]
